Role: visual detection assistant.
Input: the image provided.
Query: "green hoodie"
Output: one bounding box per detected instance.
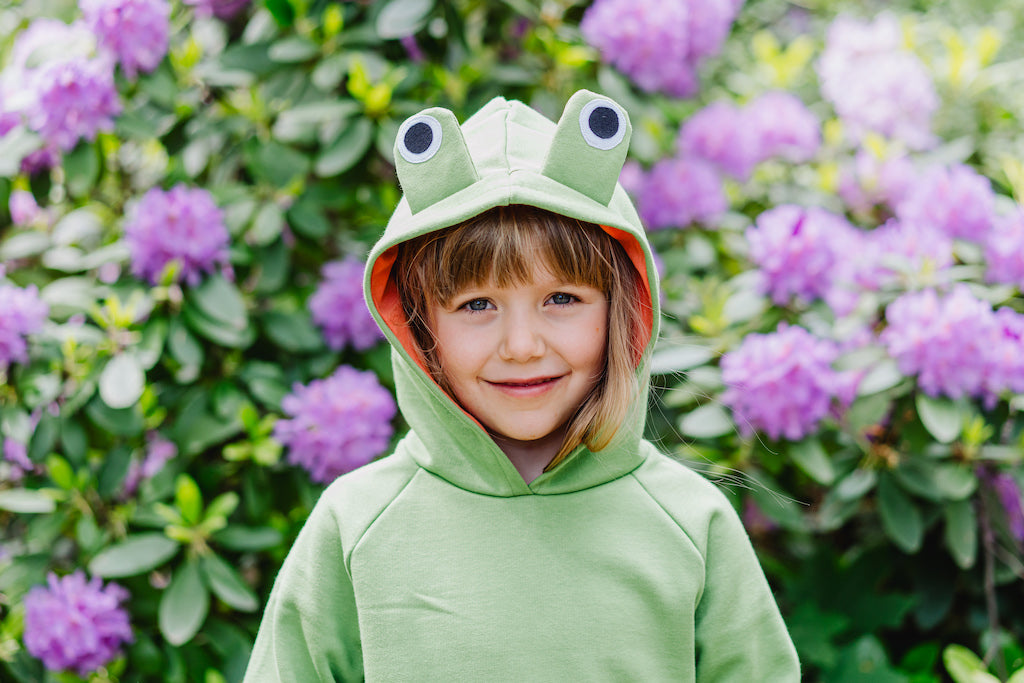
[244,91,800,682]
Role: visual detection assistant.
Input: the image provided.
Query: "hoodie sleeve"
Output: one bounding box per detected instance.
[694,501,800,682]
[243,499,363,682]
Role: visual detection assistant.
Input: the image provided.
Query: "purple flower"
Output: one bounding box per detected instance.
[182,0,250,19]
[2,437,35,481]
[988,308,1024,397]
[746,205,856,305]
[24,571,133,676]
[274,366,396,483]
[121,433,177,497]
[985,470,1024,543]
[9,190,42,225]
[721,324,849,441]
[26,59,121,152]
[678,101,761,180]
[855,219,953,292]
[0,283,49,367]
[81,0,171,80]
[817,14,938,149]
[581,0,741,98]
[881,286,1000,400]
[838,149,916,214]
[985,210,1024,289]
[897,164,996,242]
[2,20,121,154]
[124,185,230,285]
[308,258,383,352]
[636,156,727,229]
[746,91,821,164]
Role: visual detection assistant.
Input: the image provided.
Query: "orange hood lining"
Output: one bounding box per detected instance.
[369,224,654,376]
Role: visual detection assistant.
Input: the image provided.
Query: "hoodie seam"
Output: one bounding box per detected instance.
[344,467,420,574]
[628,471,708,572]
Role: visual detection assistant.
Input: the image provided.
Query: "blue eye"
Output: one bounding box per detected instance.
[549,293,575,305]
[464,298,491,311]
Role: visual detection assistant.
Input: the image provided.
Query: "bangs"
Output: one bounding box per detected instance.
[408,206,617,306]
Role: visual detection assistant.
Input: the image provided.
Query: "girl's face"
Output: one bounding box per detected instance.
[429,262,608,450]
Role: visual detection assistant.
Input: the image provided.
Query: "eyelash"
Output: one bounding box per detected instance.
[456,293,581,313]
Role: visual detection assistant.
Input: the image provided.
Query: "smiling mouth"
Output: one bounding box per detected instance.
[487,376,563,388]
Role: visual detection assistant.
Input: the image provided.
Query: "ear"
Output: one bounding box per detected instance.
[542,90,631,206]
[394,107,480,214]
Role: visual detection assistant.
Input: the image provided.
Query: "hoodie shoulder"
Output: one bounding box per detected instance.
[317,438,421,560]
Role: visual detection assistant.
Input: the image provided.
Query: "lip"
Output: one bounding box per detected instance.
[484,375,565,397]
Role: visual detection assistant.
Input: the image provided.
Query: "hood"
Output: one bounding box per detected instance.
[363,90,661,497]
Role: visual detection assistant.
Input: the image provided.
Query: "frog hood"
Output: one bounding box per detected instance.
[364,89,661,496]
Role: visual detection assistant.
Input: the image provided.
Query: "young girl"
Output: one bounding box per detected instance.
[244,91,800,681]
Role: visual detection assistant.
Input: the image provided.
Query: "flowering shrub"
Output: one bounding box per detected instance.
[1,0,1023,681]
[23,572,133,676]
[274,366,396,484]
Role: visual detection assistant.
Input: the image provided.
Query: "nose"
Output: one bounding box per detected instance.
[498,312,545,362]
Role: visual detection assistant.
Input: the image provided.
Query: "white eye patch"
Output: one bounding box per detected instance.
[579,99,626,151]
[397,114,443,163]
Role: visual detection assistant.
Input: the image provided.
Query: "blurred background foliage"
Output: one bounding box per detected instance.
[1,0,1023,681]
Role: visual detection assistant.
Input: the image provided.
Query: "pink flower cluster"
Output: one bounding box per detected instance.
[308,258,384,352]
[0,282,49,367]
[985,210,1024,289]
[81,0,171,79]
[679,92,820,181]
[124,185,230,285]
[0,20,120,162]
[896,164,996,243]
[274,366,397,483]
[881,286,1024,401]
[746,205,856,305]
[580,0,743,98]
[24,571,133,676]
[817,14,938,149]
[721,324,857,441]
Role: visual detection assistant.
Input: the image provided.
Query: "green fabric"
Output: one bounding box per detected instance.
[244,91,800,681]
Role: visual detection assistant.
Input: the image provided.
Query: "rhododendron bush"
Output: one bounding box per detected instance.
[1,0,1022,680]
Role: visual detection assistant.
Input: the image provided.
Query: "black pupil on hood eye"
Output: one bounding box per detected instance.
[588,107,618,139]
[404,122,433,155]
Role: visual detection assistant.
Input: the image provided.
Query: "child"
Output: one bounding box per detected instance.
[244,91,800,681]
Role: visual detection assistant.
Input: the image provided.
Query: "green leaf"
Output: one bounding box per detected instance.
[916,394,962,444]
[286,195,330,239]
[99,352,146,409]
[182,302,256,349]
[315,117,374,177]
[836,468,877,501]
[200,554,259,612]
[64,141,100,198]
[89,533,180,577]
[789,437,836,485]
[268,36,319,63]
[27,412,60,462]
[243,139,310,188]
[260,310,325,353]
[0,231,51,260]
[0,489,56,513]
[97,446,132,499]
[262,0,295,27]
[85,398,145,437]
[159,559,210,646]
[943,500,977,569]
[1008,668,1024,683]
[187,273,248,328]
[678,403,734,439]
[175,474,203,526]
[649,345,715,375]
[856,359,905,396]
[167,316,205,369]
[877,476,924,553]
[943,645,999,683]
[212,525,284,551]
[248,203,285,246]
[376,0,435,39]
[0,125,42,177]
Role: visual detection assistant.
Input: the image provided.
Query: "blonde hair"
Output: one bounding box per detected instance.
[393,205,649,468]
